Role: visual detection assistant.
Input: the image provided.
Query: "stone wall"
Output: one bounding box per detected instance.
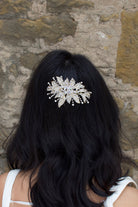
[0,0,138,181]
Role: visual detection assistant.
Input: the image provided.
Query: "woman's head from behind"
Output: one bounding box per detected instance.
[7,50,122,207]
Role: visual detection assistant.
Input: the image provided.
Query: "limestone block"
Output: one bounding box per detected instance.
[47,0,94,13]
[116,10,138,86]
[20,52,45,69]
[0,15,77,45]
[116,98,138,150]
[0,0,31,19]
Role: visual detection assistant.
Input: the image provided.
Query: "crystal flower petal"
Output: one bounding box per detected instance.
[58,96,66,107]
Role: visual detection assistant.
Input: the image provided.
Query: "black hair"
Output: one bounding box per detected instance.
[6,50,125,206]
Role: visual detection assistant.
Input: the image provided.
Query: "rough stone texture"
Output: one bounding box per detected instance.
[116,98,138,150]
[0,15,77,44]
[47,0,94,13]
[20,52,45,69]
[100,13,119,22]
[0,0,138,182]
[0,0,31,19]
[116,10,138,86]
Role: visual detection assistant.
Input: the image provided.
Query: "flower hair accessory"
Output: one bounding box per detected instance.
[47,76,92,108]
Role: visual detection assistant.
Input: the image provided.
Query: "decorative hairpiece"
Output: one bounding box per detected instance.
[47,76,92,108]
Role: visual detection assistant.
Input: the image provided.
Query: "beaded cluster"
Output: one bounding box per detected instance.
[47,76,92,108]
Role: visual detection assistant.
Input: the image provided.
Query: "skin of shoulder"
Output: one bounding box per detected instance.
[0,172,9,207]
[114,186,138,207]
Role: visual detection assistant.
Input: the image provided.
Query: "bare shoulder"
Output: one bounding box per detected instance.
[0,172,9,205]
[114,186,138,207]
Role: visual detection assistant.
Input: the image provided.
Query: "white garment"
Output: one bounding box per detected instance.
[2,169,137,207]
[2,169,33,207]
[104,176,137,207]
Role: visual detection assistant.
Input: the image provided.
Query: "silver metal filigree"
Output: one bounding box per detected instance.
[47,76,92,108]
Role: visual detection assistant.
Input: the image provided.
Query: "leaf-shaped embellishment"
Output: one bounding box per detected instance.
[58,96,66,108]
[51,81,58,87]
[70,78,75,86]
[47,86,52,91]
[53,85,61,93]
[72,94,80,103]
[64,78,69,86]
[85,92,91,98]
[81,93,87,102]
[55,93,61,98]
[79,88,87,93]
[75,83,84,90]
[56,76,63,85]
[66,94,72,103]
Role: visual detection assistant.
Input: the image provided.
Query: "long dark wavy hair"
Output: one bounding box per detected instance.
[6,50,126,206]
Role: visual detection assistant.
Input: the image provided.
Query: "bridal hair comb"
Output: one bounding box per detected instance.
[47,76,92,108]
